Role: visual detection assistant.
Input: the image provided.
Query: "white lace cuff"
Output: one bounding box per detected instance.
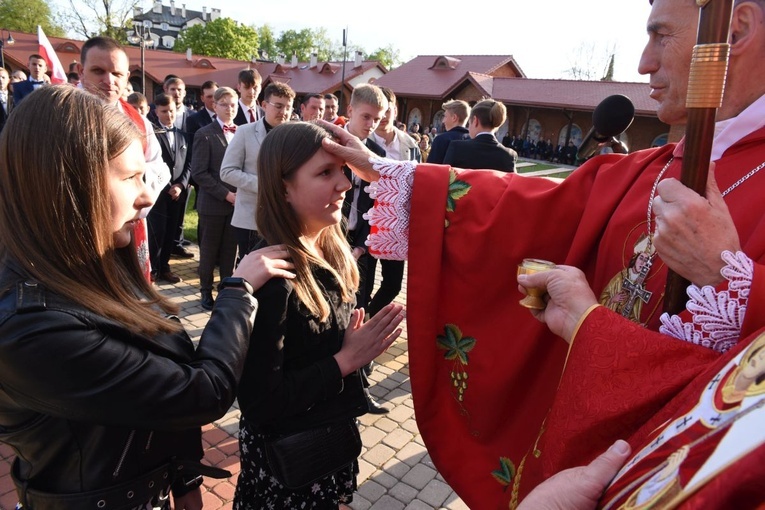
[659,250,752,353]
[363,156,417,260]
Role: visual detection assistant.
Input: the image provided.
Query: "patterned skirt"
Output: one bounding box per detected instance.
[233,418,358,509]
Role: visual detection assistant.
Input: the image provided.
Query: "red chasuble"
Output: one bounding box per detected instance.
[118,99,152,282]
[404,126,765,508]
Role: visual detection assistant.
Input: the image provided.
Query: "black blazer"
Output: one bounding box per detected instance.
[154,124,191,186]
[233,104,265,126]
[186,109,213,136]
[342,138,386,248]
[443,133,518,172]
[427,126,470,164]
[11,80,40,105]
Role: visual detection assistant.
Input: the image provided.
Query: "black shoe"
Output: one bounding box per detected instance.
[180,240,192,246]
[171,246,194,259]
[364,389,389,415]
[200,291,214,311]
[363,361,376,377]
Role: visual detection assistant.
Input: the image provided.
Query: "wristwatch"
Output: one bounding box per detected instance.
[217,277,254,294]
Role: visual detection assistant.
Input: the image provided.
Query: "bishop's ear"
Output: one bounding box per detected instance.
[729,1,764,54]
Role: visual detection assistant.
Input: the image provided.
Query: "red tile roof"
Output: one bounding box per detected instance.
[375,55,525,96]
[1,30,383,94]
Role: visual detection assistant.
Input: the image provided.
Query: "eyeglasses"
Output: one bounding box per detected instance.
[266,101,291,111]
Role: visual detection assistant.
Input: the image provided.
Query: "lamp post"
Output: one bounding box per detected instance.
[0,29,15,70]
[128,22,154,93]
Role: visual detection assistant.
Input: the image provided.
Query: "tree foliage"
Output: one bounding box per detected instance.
[63,0,135,42]
[367,44,401,70]
[175,18,258,61]
[0,0,64,36]
[275,28,314,62]
[255,24,277,60]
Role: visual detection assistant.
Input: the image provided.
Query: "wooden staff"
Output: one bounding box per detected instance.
[663,0,735,314]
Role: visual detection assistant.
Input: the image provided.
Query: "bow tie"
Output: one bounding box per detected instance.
[30,80,45,85]
[223,125,237,133]
[164,126,176,133]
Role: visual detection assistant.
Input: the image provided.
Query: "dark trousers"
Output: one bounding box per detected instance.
[198,212,238,291]
[368,259,404,316]
[147,185,187,274]
[355,251,377,312]
[235,227,262,262]
[173,187,192,247]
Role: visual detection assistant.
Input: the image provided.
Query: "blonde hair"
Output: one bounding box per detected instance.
[0,86,180,336]
[442,99,470,123]
[256,122,358,320]
[350,83,387,109]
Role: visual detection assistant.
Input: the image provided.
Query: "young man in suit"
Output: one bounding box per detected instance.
[443,98,517,172]
[368,86,419,318]
[427,99,471,164]
[186,80,218,136]
[0,68,10,132]
[220,82,295,258]
[342,83,390,414]
[191,86,239,310]
[12,54,48,105]
[233,69,264,126]
[148,93,191,283]
[299,93,325,121]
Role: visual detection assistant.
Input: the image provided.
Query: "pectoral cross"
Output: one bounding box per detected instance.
[621,253,654,318]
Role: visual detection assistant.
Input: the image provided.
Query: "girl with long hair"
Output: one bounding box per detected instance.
[234,122,404,509]
[0,86,293,510]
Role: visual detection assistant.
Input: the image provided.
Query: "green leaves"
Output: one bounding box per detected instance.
[491,457,516,489]
[437,324,476,365]
[446,169,471,213]
[174,18,258,61]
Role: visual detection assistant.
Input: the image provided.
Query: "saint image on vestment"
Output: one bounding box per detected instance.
[604,333,765,509]
[600,233,656,324]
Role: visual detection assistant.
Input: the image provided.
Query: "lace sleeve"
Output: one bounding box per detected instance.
[362,156,417,260]
[659,250,752,353]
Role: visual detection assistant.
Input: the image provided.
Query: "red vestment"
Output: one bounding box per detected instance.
[404,126,765,508]
[119,99,152,282]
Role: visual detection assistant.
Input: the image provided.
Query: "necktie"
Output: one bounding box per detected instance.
[249,108,255,123]
[223,125,237,134]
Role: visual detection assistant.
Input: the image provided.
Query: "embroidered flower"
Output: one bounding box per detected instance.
[659,251,752,353]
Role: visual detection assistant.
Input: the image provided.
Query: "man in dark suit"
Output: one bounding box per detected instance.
[148,93,191,283]
[191,87,239,310]
[427,99,471,163]
[0,68,10,132]
[186,80,218,137]
[443,98,517,172]
[341,84,390,415]
[232,69,264,126]
[12,54,49,105]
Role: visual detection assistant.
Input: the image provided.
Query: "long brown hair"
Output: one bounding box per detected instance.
[256,122,358,321]
[0,86,180,335]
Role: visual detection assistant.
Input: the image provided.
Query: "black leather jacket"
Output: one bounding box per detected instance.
[0,263,258,508]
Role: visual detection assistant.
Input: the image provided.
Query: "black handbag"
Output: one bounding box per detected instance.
[264,418,362,490]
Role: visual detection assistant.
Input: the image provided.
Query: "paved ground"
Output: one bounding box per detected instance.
[0,246,467,510]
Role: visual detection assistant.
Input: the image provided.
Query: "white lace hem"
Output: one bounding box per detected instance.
[659,250,752,353]
[363,156,416,260]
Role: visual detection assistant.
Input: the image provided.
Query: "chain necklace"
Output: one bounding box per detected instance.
[647,156,765,245]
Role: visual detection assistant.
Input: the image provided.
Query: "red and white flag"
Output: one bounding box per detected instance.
[37,25,67,85]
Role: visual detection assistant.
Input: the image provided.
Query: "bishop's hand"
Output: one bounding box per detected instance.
[318,119,381,182]
[652,163,741,287]
[518,265,598,343]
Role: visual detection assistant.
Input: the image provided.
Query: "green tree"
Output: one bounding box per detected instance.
[275,28,315,62]
[367,44,401,70]
[255,23,277,60]
[0,0,64,36]
[64,0,135,42]
[175,18,258,61]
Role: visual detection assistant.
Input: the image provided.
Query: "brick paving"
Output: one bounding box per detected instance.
[0,245,466,510]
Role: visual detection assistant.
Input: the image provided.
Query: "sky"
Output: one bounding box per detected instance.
[217,0,653,82]
[63,0,653,82]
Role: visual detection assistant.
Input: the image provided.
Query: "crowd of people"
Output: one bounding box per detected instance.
[1,0,765,508]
